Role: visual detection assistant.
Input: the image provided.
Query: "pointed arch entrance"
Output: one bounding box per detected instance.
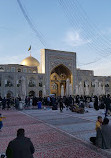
[7,91,13,98]
[29,91,35,97]
[50,64,72,96]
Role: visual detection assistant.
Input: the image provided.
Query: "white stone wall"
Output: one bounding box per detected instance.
[0,69,45,98]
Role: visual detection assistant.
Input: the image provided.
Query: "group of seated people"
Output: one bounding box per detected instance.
[90,116,111,149]
[69,103,85,114]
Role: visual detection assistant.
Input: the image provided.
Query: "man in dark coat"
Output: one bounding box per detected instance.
[69,95,74,107]
[2,97,6,110]
[15,97,19,110]
[6,128,35,158]
[7,98,10,109]
[51,96,57,110]
[59,97,64,112]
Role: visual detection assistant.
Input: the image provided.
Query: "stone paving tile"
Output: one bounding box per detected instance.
[84,116,98,121]
[0,124,53,137]
[33,143,107,158]
[23,109,52,115]
[57,122,95,133]
[0,136,15,153]
[27,131,73,149]
[45,117,90,126]
[34,114,70,120]
[1,109,111,158]
[74,131,96,142]
[3,119,40,127]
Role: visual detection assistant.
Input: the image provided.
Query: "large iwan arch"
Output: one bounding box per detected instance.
[50,64,72,96]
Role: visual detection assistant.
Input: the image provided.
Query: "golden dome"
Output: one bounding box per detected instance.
[21,55,40,67]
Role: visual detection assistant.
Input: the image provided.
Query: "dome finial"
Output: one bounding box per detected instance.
[28,45,31,56]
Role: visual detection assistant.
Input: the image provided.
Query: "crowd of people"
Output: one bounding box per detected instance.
[0,94,111,116]
[42,94,111,115]
[0,96,43,110]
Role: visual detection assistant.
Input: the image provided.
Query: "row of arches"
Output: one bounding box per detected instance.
[2,77,43,88]
[4,64,72,98]
[3,90,43,98]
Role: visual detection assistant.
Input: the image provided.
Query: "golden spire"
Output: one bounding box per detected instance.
[28,45,31,56]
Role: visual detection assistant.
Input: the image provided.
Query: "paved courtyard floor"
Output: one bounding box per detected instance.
[0,107,111,157]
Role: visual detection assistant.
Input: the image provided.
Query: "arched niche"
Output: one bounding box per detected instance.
[50,64,72,96]
[7,91,13,98]
[29,91,35,97]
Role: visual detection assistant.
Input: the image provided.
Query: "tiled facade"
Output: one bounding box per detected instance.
[0,49,110,98]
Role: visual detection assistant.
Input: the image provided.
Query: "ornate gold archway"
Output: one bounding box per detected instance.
[50,64,72,96]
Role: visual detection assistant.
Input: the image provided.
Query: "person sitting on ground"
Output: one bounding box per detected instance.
[96,117,111,149]
[70,104,84,114]
[90,116,102,145]
[6,128,35,158]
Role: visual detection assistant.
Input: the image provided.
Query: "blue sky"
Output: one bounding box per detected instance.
[0,0,111,76]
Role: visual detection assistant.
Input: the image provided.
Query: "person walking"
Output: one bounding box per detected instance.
[104,94,111,117]
[94,96,99,110]
[7,98,10,110]
[2,97,6,110]
[59,97,64,112]
[6,128,35,158]
[15,97,19,110]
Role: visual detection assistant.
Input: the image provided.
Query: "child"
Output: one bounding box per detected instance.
[90,116,102,145]
[0,113,6,131]
[95,116,102,131]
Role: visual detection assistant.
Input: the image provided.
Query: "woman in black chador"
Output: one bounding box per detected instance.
[94,96,99,110]
[59,97,64,112]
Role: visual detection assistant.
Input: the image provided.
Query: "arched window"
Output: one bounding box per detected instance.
[18,68,22,72]
[7,91,13,98]
[28,78,36,87]
[17,80,21,87]
[91,81,95,87]
[33,70,36,73]
[105,82,109,87]
[51,83,57,90]
[84,81,86,87]
[39,90,42,97]
[39,82,42,87]
[5,80,13,87]
[0,67,4,72]
[29,91,35,97]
